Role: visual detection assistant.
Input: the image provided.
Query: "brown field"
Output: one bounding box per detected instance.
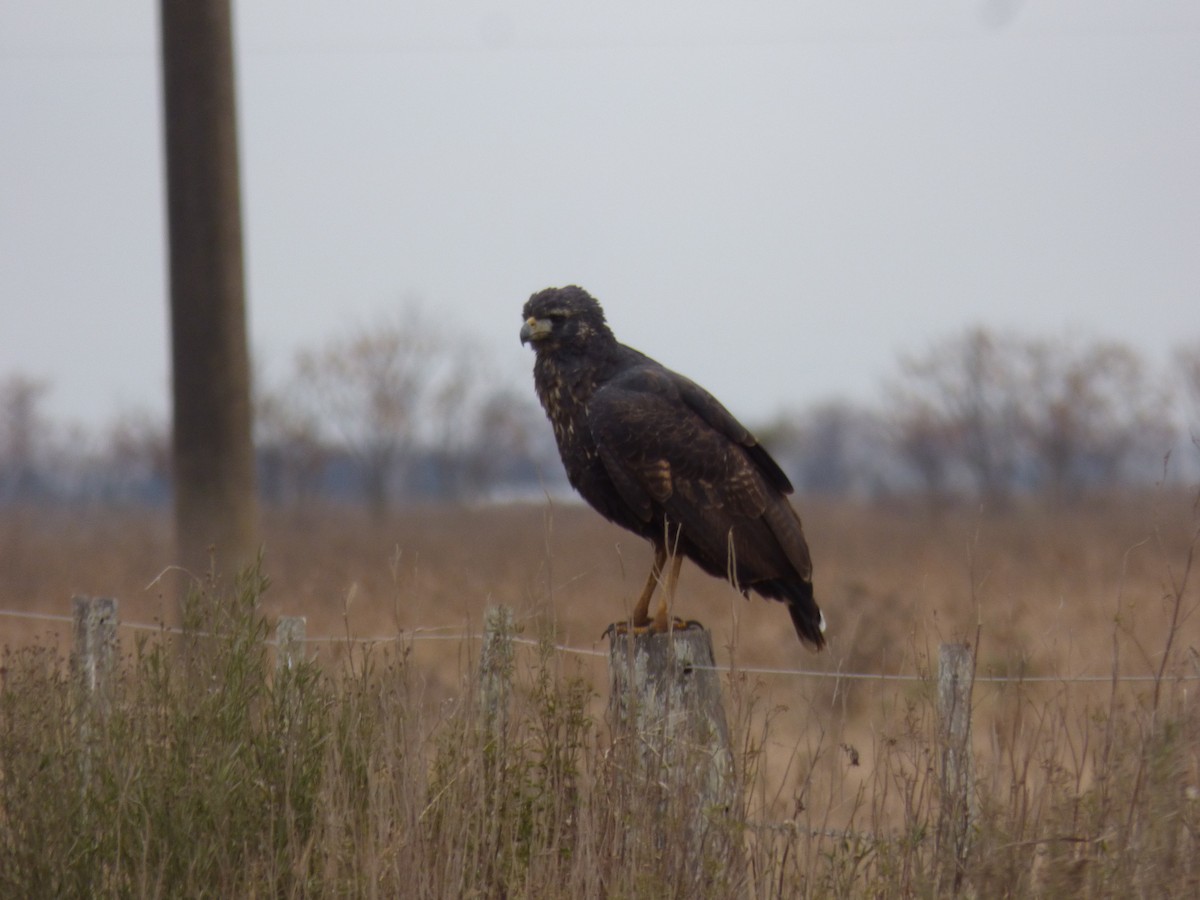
[4,493,1197,790]
[4,493,1195,690]
[2,492,1198,895]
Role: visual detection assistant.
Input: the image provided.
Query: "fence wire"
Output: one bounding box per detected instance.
[3,606,1197,685]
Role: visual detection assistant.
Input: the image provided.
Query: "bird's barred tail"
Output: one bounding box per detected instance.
[781,580,826,650]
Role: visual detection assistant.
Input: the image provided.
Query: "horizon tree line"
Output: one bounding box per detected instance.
[3,319,1199,512]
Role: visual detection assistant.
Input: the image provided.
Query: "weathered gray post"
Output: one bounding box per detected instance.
[936,641,976,893]
[274,615,307,672]
[479,605,516,741]
[274,615,308,736]
[477,604,517,877]
[72,596,118,792]
[72,595,118,708]
[607,625,737,879]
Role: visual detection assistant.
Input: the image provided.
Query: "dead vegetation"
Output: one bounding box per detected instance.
[1,493,1198,897]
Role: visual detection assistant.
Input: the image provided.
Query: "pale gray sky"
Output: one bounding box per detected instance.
[2,2,1198,431]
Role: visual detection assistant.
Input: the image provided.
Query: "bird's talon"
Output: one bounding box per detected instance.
[604,616,703,638]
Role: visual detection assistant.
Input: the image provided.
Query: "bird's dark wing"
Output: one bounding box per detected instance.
[587,363,809,576]
[670,372,795,495]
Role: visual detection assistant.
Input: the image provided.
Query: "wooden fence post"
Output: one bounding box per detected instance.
[275,616,307,672]
[479,605,515,741]
[72,596,118,792]
[477,603,516,860]
[274,615,307,737]
[72,595,118,707]
[936,641,976,893]
[607,625,737,877]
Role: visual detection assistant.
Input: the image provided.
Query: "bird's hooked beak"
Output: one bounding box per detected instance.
[520,316,552,346]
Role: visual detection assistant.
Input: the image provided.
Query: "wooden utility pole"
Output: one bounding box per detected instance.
[160,0,258,589]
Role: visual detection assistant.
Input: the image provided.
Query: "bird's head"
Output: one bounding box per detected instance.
[520,285,615,355]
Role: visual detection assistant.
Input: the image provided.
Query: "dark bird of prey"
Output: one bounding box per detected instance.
[520,285,825,649]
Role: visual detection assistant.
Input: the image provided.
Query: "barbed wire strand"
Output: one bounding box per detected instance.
[0,609,74,625]
[2,607,1196,684]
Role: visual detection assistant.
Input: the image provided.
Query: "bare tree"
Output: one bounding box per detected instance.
[1178,340,1200,482]
[459,387,549,500]
[760,401,891,498]
[422,343,487,501]
[419,344,557,502]
[1022,338,1173,499]
[889,398,961,506]
[102,410,172,504]
[293,306,444,517]
[893,328,1026,505]
[0,375,51,503]
[255,385,331,510]
[1177,339,1200,434]
[892,328,1177,503]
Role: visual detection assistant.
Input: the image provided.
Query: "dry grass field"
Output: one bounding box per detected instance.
[1,492,1198,896]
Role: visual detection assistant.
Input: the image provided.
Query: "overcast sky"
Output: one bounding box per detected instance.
[2,2,1198,432]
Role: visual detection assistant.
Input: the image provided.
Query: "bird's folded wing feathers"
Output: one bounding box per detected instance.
[588,368,773,523]
[672,373,795,495]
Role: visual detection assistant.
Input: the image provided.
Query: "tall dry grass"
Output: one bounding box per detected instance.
[1,492,1198,896]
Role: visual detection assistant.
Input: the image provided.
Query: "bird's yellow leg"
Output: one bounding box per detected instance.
[605,544,702,638]
[630,544,667,626]
[650,551,685,631]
